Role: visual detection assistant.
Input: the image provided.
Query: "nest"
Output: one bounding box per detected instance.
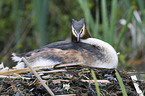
[0,61,145,96]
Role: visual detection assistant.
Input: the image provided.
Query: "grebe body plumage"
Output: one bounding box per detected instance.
[12,18,118,69]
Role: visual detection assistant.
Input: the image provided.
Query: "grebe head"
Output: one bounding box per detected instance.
[72,18,91,42]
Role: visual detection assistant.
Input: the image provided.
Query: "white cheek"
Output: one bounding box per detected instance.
[72,26,77,37]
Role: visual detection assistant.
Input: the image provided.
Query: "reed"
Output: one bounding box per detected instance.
[101,0,109,42]
[78,0,118,45]
[12,0,24,48]
[78,0,99,38]
[109,0,117,45]
[115,71,128,96]
[116,8,134,50]
[91,69,101,96]
[32,0,49,47]
[78,0,145,51]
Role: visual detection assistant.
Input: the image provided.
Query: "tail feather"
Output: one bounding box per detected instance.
[11,53,22,62]
[12,53,25,69]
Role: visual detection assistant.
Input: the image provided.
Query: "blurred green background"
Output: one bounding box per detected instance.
[0,0,145,75]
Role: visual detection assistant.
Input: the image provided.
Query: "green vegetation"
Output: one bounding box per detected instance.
[0,0,145,72]
[0,1,145,95]
[91,69,101,96]
[115,71,128,96]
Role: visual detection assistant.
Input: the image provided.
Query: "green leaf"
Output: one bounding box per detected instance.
[115,71,128,96]
[110,0,118,45]
[91,69,101,96]
[116,8,134,50]
[101,0,109,42]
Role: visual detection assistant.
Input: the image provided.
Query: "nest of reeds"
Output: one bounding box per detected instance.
[0,58,144,96]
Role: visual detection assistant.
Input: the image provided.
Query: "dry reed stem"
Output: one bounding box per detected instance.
[22,57,55,96]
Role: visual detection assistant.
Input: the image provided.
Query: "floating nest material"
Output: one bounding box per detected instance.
[0,63,144,96]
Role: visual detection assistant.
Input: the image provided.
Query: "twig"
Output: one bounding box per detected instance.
[22,57,55,96]
[0,66,55,75]
[0,75,30,79]
[55,94,76,96]
[0,68,34,75]
[131,75,144,96]
[38,69,66,74]
[54,63,85,68]
[81,79,111,83]
[127,72,145,74]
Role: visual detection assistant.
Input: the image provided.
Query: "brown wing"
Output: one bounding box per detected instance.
[16,41,104,66]
[26,48,84,64]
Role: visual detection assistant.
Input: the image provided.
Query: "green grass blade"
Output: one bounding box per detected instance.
[134,16,145,38]
[91,69,101,96]
[94,12,99,38]
[32,0,41,47]
[78,0,96,37]
[123,0,130,9]
[0,0,3,14]
[137,0,145,20]
[32,0,49,47]
[110,0,118,45]
[116,8,134,50]
[115,71,128,96]
[11,0,24,48]
[78,0,91,29]
[39,0,49,46]
[101,0,109,42]
[94,1,100,38]
[12,0,20,44]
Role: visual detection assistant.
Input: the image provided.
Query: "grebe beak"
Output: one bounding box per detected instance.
[77,34,80,42]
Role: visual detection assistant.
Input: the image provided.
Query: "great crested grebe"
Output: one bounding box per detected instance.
[12,18,118,69]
